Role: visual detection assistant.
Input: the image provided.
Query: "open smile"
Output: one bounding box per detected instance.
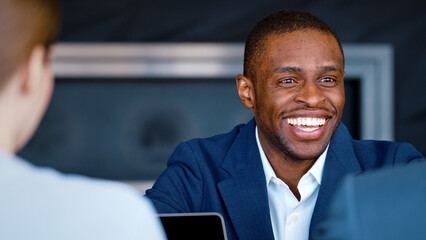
[285,117,329,138]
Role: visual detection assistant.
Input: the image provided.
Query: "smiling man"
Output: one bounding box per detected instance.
[238,29,346,203]
[146,10,423,240]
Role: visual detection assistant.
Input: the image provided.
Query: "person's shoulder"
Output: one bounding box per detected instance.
[4,156,149,211]
[8,160,147,208]
[336,121,418,155]
[351,138,403,155]
[347,137,423,167]
[314,161,426,240]
[188,121,250,144]
[0,158,166,239]
[345,161,426,225]
[179,120,253,154]
[164,120,255,171]
[352,138,404,148]
[351,138,422,159]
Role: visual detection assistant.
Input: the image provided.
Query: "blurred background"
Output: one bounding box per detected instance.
[18,0,426,187]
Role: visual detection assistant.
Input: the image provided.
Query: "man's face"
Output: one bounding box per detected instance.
[253,30,345,161]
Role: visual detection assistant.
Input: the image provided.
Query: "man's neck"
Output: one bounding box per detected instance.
[269,156,316,200]
[256,130,318,200]
[255,126,329,200]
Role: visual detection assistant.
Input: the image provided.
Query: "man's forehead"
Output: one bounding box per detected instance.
[262,31,344,66]
[264,30,341,52]
[266,30,337,47]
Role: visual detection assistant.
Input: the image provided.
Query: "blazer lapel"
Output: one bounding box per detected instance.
[309,124,362,236]
[217,119,275,240]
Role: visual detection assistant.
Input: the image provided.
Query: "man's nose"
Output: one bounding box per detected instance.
[294,82,326,107]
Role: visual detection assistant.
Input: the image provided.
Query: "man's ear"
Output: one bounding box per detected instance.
[21,45,49,94]
[236,74,255,109]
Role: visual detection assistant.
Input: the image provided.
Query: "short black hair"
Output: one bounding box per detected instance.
[243,9,344,80]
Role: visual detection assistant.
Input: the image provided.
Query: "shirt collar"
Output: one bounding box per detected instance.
[255,126,328,185]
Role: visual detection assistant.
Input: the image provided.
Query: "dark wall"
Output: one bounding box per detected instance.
[59,0,426,154]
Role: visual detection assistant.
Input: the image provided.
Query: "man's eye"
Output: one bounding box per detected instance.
[321,77,334,83]
[280,78,295,84]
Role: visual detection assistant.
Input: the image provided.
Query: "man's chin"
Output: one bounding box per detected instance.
[284,144,328,161]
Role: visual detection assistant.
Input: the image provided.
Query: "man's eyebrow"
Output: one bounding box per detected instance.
[274,66,303,74]
[320,65,344,73]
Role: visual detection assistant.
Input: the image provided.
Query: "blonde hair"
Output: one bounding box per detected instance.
[0,0,61,85]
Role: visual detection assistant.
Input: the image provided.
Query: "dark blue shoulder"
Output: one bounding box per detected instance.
[351,138,423,169]
[332,123,423,169]
[185,119,254,155]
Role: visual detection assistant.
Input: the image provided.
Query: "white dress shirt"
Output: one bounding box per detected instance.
[256,127,327,240]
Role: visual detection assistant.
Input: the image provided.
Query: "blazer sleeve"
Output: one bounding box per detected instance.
[145,142,204,213]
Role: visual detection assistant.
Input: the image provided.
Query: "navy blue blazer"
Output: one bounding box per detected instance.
[146,119,423,240]
[313,161,426,240]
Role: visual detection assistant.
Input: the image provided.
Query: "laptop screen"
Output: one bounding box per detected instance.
[159,212,227,240]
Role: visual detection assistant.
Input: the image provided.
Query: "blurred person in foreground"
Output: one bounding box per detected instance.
[146,9,424,240]
[314,160,426,240]
[0,0,165,239]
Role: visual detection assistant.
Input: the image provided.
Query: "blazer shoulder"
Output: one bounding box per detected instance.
[351,139,424,168]
[167,122,253,169]
[183,122,250,154]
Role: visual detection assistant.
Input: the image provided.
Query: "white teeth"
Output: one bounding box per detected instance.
[287,117,325,127]
[300,126,320,132]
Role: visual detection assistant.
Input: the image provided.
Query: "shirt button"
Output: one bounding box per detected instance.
[291,215,298,222]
